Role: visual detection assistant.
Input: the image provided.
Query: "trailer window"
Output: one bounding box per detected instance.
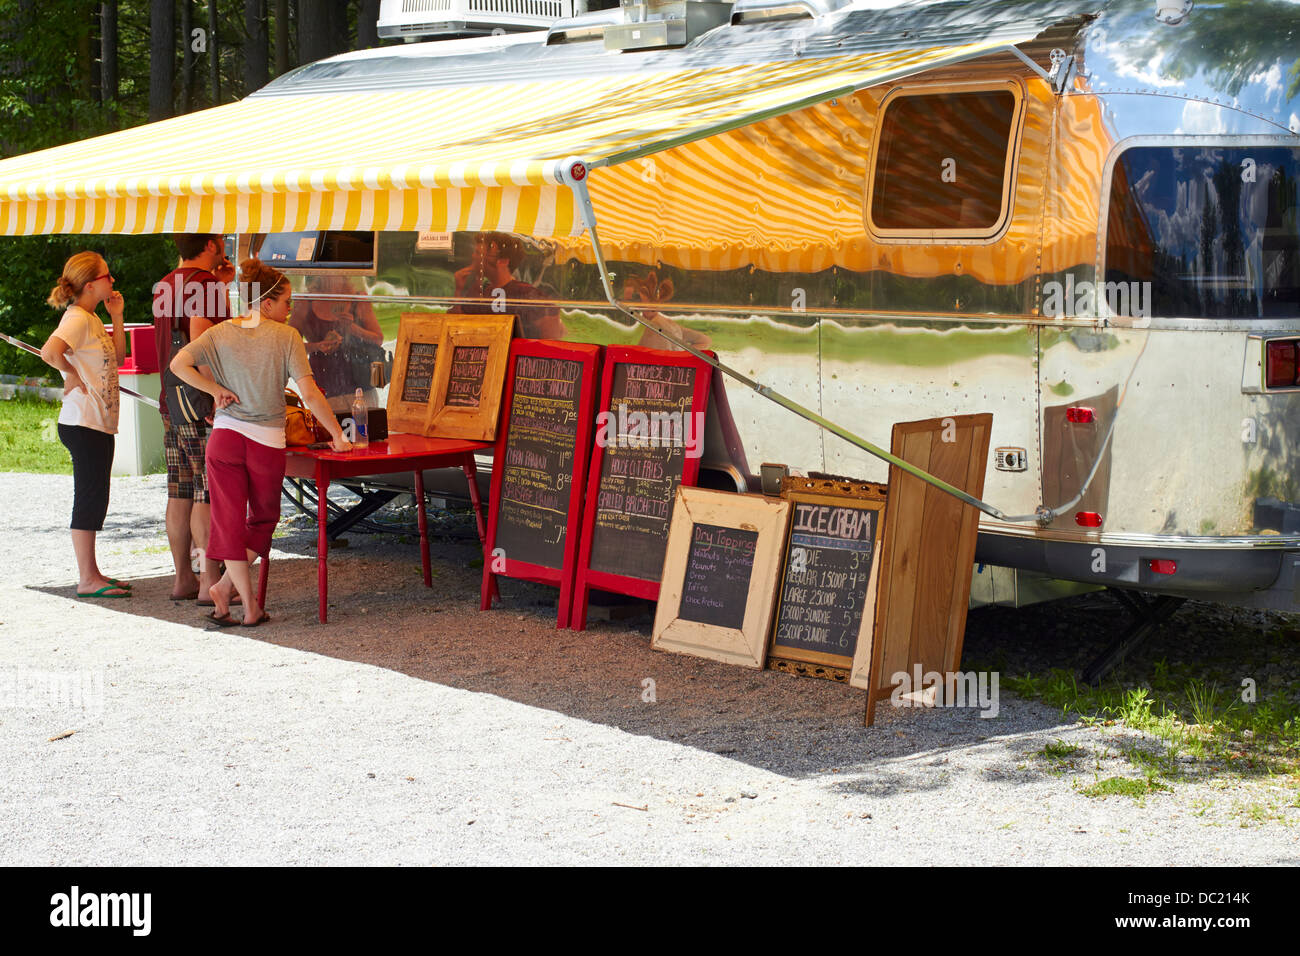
[1105,147,1300,318]
[868,89,1019,237]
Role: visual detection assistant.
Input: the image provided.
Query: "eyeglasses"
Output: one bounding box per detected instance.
[91,272,113,283]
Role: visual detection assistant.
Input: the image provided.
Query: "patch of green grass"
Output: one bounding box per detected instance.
[1040,740,1083,760]
[0,396,70,474]
[1080,775,1170,800]
[997,662,1300,796]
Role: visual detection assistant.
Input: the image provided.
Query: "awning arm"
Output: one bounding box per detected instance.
[559,159,1047,525]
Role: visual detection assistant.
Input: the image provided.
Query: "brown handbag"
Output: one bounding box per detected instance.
[284,389,322,446]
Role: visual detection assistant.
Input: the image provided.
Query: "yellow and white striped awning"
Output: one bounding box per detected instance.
[0,39,1017,238]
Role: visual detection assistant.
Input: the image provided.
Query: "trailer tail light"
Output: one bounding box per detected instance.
[1265,340,1299,388]
[1065,406,1095,424]
[1075,511,1103,527]
[1147,559,1178,575]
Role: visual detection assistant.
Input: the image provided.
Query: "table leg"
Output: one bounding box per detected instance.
[462,455,499,602]
[317,468,329,624]
[414,468,431,588]
[256,555,269,610]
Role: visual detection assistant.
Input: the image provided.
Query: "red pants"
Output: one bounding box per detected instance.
[206,428,286,562]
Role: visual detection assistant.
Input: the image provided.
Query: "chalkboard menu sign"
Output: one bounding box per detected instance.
[651,487,791,669]
[426,316,514,442]
[481,340,601,629]
[388,313,447,435]
[571,346,713,631]
[445,345,489,408]
[587,361,699,582]
[767,483,887,679]
[400,342,438,405]
[678,523,757,630]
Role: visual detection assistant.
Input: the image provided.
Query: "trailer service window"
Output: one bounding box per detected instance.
[868,88,1020,237]
[1105,146,1300,319]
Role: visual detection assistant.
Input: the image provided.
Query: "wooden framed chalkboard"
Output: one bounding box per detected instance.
[766,477,888,683]
[651,487,790,668]
[480,339,601,628]
[426,315,514,441]
[570,346,713,631]
[387,313,446,434]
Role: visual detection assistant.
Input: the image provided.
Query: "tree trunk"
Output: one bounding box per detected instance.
[181,0,194,112]
[100,2,118,104]
[244,0,268,93]
[149,0,175,121]
[208,0,220,104]
[274,0,290,75]
[76,3,94,103]
[297,0,331,65]
[357,0,378,49]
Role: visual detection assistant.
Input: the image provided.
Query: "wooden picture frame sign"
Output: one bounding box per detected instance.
[570,346,714,631]
[652,487,791,669]
[387,313,446,434]
[766,476,888,683]
[480,339,601,628]
[864,413,992,726]
[426,315,514,441]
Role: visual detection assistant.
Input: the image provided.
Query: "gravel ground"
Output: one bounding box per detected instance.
[1,471,1298,866]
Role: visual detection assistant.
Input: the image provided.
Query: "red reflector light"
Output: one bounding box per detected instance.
[1265,340,1299,388]
[1075,511,1103,527]
[1066,406,1096,424]
[1148,559,1178,575]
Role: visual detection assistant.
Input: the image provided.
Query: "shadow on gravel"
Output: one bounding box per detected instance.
[23,529,1072,782]
[37,520,1297,788]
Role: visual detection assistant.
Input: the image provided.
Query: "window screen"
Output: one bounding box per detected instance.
[254,230,375,269]
[870,90,1018,233]
[1105,146,1300,318]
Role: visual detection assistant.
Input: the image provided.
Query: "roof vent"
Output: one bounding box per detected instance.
[729,0,849,25]
[377,0,575,40]
[602,0,733,51]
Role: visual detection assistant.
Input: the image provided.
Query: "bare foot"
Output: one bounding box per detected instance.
[208,576,234,619]
[171,573,200,601]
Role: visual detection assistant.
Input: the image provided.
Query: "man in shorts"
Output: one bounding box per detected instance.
[153,234,236,602]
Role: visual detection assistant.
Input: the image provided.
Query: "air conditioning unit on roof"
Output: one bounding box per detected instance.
[377,0,578,39]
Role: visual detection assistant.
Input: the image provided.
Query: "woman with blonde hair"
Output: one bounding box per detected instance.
[170,258,351,627]
[39,251,130,599]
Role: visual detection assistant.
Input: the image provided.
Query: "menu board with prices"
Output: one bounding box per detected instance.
[571,346,713,631]
[481,340,601,629]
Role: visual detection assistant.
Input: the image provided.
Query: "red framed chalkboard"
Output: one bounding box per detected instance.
[480,340,601,629]
[570,346,713,631]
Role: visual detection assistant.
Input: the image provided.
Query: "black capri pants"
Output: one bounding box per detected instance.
[58,424,114,531]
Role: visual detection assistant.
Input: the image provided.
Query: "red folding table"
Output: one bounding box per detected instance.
[281,433,493,623]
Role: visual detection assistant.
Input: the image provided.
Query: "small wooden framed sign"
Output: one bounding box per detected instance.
[767,476,888,683]
[652,487,791,669]
[426,315,514,441]
[387,313,447,435]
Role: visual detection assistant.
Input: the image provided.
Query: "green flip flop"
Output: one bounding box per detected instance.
[109,578,133,589]
[76,585,132,599]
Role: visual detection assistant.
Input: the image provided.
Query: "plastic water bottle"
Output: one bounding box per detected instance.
[351,388,369,448]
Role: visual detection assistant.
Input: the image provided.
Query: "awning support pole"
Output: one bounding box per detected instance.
[1,332,160,409]
[559,159,1045,525]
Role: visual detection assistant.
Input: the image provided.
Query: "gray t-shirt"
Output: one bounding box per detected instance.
[181,319,313,426]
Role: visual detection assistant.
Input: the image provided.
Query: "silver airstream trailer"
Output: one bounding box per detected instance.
[1,0,1297,628]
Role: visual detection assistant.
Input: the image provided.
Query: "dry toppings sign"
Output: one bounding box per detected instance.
[677,523,758,631]
[492,354,583,569]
